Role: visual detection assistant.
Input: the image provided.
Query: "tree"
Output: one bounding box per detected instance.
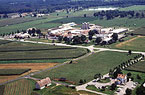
[113,67,122,78]
[127,72,132,77]
[3,14,8,18]
[84,14,87,17]
[95,37,102,44]
[81,35,87,43]
[94,73,101,80]
[136,74,141,80]
[136,85,145,95]
[112,33,118,41]
[88,35,92,40]
[58,36,63,42]
[126,88,132,95]
[79,79,84,85]
[110,83,117,90]
[128,50,132,55]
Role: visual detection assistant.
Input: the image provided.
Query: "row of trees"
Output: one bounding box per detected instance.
[109,54,144,78]
[93,10,145,20]
[58,35,87,45]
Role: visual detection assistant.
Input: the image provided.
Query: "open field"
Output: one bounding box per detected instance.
[0,69,31,75]
[0,16,62,34]
[125,60,145,73]
[0,17,46,27]
[0,41,88,61]
[0,63,58,83]
[33,51,138,84]
[3,79,33,95]
[132,27,145,35]
[115,36,145,51]
[119,5,145,11]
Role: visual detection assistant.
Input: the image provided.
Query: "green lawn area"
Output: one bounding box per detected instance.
[125,60,145,73]
[0,69,31,75]
[86,85,115,95]
[33,51,138,84]
[0,41,88,62]
[123,70,145,84]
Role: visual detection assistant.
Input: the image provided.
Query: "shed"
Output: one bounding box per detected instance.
[35,77,51,90]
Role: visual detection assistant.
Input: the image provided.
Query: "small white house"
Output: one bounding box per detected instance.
[35,77,51,90]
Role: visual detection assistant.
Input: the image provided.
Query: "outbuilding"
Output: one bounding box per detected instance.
[35,77,51,90]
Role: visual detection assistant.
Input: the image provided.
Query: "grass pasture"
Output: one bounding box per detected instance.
[132,27,145,35]
[33,51,138,84]
[125,60,145,73]
[0,69,31,75]
[0,41,88,61]
[115,36,145,51]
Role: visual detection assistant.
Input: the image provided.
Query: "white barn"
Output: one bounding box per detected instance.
[35,77,51,90]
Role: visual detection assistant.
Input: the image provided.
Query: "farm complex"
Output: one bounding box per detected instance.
[0,4,145,95]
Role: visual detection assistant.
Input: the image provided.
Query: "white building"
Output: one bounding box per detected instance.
[35,77,51,90]
[110,28,128,34]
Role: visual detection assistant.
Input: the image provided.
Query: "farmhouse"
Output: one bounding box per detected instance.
[115,74,127,85]
[35,77,51,90]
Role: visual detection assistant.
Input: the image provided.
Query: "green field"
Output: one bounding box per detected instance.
[0,41,88,61]
[125,60,145,73]
[0,16,62,34]
[132,27,145,35]
[119,5,145,11]
[33,51,138,84]
[114,36,145,51]
[0,69,31,75]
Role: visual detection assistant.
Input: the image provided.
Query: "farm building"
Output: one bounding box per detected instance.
[110,28,128,34]
[35,77,51,90]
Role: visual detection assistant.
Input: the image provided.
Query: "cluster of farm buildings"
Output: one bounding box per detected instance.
[48,22,128,43]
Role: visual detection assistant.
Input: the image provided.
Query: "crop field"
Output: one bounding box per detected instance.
[0,41,88,61]
[115,36,145,51]
[0,63,57,83]
[0,16,62,34]
[33,51,138,84]
[0,17,46,27]
[125,60,145,73]
[3,79,33,95]
[0,69,31,75]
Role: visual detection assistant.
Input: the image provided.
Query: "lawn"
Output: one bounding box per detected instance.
[86,85,115,95]
[123,70,145,84]
[0,69,31,75]
[125,60,145,73]
[0,41,88,61]
[33,51,138,84]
